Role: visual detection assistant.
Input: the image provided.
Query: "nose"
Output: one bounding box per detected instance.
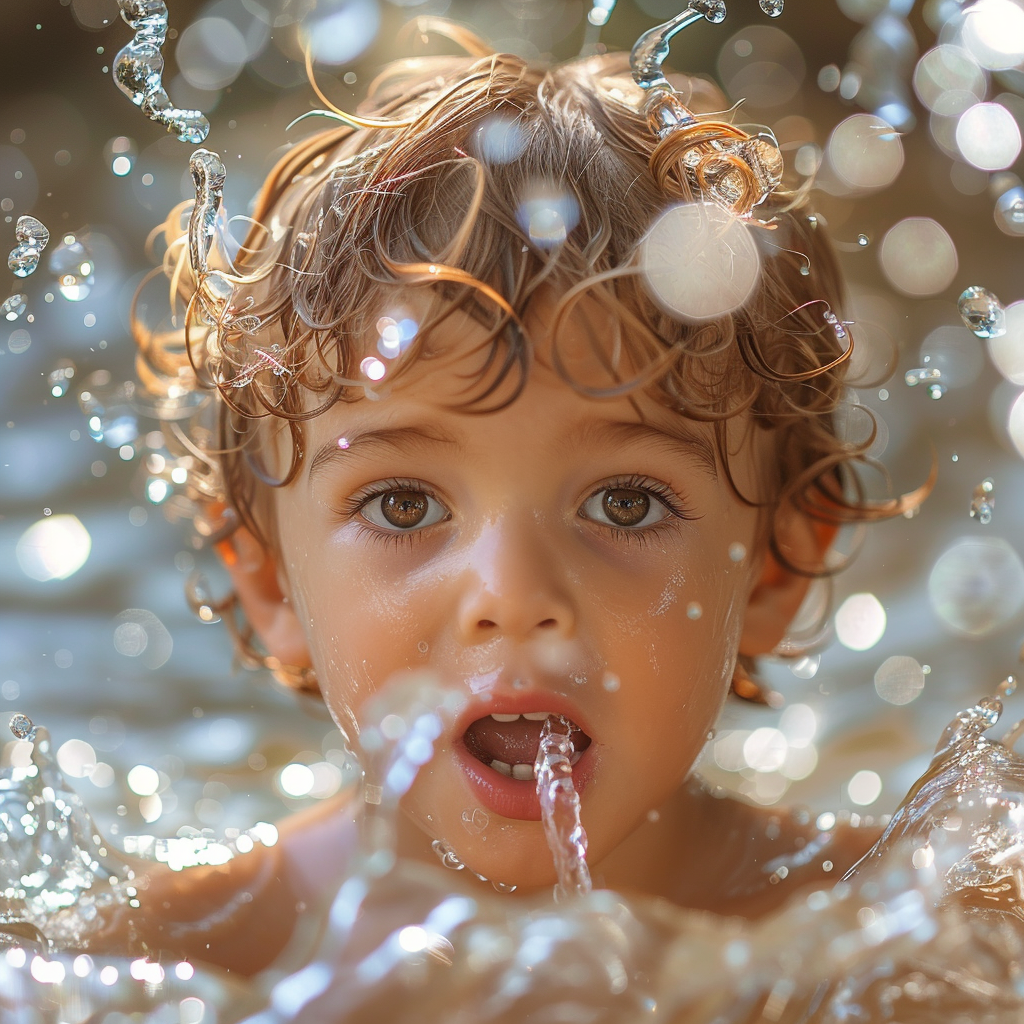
[455,517,577,643]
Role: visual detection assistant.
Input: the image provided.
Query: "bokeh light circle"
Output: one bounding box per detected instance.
[835,593,887,651]
[15,515,91,582]
[988,300,1024,384]
[913,45,987,113]
[874,655,926,705]
[929,536,1024,636]
[956,103,1021,171]
[879,218,958,296]
[641,203,761,322]
[827,113,904,191]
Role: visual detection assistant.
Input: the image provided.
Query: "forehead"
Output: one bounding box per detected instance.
[275,292,769,500]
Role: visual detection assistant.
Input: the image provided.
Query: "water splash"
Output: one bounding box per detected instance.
[188,149,226,278]
[0,714,134,950]
[9,682,1024,1019]
[971,478,995,525]
[7,216,49,279]
[959,285,1006,339]
[112,0,210,145]
[534,716,592,901]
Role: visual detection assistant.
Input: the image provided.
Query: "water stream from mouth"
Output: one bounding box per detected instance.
[534,715,592,901]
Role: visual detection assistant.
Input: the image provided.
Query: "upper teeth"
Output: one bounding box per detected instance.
[490,712,553,723]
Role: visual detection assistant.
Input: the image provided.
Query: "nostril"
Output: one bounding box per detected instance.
[477,619,497,629]
[538,619,558,629]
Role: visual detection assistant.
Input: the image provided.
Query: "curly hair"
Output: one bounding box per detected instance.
[133,23,926,695]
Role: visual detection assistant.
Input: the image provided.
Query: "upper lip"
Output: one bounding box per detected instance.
[451,677,596,743]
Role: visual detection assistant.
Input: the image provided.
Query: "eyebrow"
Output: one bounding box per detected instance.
[307,424,462,481]
[564,420,719,479]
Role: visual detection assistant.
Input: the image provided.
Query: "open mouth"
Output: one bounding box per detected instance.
[462,712,593,782]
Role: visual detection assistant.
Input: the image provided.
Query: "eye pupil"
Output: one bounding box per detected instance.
[604,489,649,527]
[381,490,428,528]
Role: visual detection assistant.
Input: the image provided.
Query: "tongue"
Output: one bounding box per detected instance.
[464,718,545,766]
[463,717,591,766]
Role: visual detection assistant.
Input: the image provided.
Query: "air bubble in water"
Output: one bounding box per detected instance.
[970,478,995,525]
[7,216,50,278]
[2,294,27,321]
[958,285,1006,339]
[49,236,95,302]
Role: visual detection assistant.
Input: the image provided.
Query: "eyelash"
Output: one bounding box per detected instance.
[332,474,697,552]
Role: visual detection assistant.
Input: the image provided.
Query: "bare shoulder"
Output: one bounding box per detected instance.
[681,787,882,919]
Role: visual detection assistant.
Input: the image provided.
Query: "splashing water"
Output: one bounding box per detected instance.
[534,715,592,901]
[971,478,995,525]
[0,714,135,951]
[112,0,210,144]
[7,216,49,279]
[9,680,1024,1019]
[959,285,1006,339]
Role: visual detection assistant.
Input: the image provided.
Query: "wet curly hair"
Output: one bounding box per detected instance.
[134,21,925,696]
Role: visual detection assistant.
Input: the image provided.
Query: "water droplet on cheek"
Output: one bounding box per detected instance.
[728,542,747,563]
[417,641,429,655]
[687,602,703,621]
[602,672,620,693]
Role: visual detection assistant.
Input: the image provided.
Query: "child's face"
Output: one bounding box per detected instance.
[261,293,776,888]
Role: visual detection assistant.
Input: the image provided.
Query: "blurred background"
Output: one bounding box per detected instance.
[2,0,1024,845]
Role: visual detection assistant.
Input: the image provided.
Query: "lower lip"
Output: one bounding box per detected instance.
[453,742,592,821]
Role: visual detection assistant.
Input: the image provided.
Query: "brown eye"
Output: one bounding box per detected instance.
[380,490,429,528]
[359,486,450,533]
[603,489,650,527]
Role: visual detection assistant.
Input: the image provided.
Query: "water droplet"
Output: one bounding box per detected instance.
[602,671,621,692]
[927,382,947,400]
[460,808,489,835]
[728,542,747,562]
[9,713,35,740]
[2,293,27,321]
[997,676,1017,698]
[687,601,703,620]
[49,236,94,302]
[7,216,50,278]
[693,0,726,23]
[958,285,1006,339]
[969,477,995,525]
[417,640,429,654]
[759,0,784,15]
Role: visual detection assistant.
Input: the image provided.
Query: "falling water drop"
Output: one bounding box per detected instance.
[958,286,1006,339]
[7,216,50,278]
[759,0,784,15]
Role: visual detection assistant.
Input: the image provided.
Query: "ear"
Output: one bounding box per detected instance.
[215,526,312,680]
[739,507,837,658]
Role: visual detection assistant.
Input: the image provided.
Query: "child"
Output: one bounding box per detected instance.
[99,19,919,977]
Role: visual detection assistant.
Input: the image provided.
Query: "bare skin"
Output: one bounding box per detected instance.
[87,294,869,975]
